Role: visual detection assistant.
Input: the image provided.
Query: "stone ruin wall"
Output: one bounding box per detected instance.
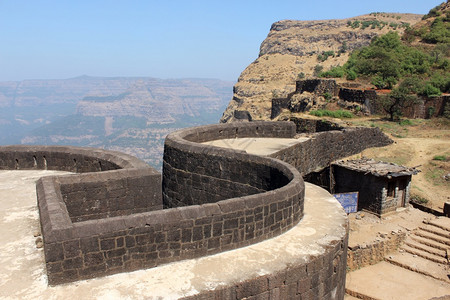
[296,79,339,96]
[347,231,406,272]
[271,79,449,119]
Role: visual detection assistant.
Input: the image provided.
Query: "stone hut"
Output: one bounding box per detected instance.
[332,159,419,216]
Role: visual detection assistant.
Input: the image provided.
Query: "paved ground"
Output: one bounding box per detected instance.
[346,261,450,300]
[203,137,309,156]
[0,170,346,299]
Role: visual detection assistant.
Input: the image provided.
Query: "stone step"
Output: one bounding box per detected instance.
[385,252,450,283]
[410,234,449,252]
[414,229,450,247]
[404,237,447,258]
[419,224,450,241]
[424,217,450,233]
[401,244,448,265]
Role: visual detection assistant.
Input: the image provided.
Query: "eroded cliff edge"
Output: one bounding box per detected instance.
[220,13,422,123]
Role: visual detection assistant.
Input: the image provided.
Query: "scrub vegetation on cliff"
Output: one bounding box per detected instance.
[320,1,450,94]
[317,2,450,120]
[321,31,449,92]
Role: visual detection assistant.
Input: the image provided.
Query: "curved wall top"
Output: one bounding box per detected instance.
[0,145,149,172]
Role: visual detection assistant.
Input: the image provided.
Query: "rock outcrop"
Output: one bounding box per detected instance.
[221,13,422,123]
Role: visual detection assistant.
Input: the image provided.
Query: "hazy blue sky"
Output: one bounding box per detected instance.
[0,0,442,82]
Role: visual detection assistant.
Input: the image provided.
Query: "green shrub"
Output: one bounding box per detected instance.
[319,66,345,78]
[346,69,357,80]
[421,83,441,97]
[433,155,447,161]
[429,73,450,93]
[318,51,335,62]
[399,119,413,126]
[444,102,450,119]
[422,5,442,20]
[339,41,348,53]
[372,75,397,89]
[323,92,332,101]
[313,64,324,76]
[399,77,424,94]
[350,20,360,29]
[298,72,305,79]
[422,17,450,44]
[342,30,448,90]
[309,109,353,119]
[427,106,436,118]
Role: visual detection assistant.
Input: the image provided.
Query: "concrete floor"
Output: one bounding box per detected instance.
[0,170,346,299]
[203,137,309,156]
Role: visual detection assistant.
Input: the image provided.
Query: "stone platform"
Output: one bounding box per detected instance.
[203,137,309,156]
[0,170,347,299]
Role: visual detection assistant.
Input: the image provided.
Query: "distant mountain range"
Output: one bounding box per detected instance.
[0,76,234,168]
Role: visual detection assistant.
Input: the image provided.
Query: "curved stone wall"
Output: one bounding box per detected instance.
[161,122,348,299]
[0,145,147,172]
[162,121,298,207]
[0,121,351,299]
[0,132,306,286]
[271,125,393,175]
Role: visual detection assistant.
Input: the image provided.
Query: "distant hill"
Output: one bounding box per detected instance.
[0,76,234,168]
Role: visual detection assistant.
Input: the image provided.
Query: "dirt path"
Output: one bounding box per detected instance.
[399,137,449,210]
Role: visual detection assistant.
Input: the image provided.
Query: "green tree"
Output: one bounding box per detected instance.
[377,87,419,121]
[398,76,424,94]
[423,4,442,20]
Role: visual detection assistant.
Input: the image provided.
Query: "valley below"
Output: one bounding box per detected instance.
[0,76,234,169]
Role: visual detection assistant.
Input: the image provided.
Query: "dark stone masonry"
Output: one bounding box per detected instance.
[0,120,391,299]
[271,78,449,119]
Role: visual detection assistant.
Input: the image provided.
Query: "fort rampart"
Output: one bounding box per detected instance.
[0,124,306,288]
[0,120,373,298]
[272,119,393,175]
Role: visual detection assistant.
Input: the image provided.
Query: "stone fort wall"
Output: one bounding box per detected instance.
[0,119,367,299]
[271,79,449,119]
[0,134,307,289]
[272,119,393,175]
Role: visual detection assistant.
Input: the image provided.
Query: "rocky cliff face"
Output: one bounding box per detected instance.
[220,13,422,123]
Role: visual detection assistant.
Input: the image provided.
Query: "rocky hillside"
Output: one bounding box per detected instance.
[221,13,422,123]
